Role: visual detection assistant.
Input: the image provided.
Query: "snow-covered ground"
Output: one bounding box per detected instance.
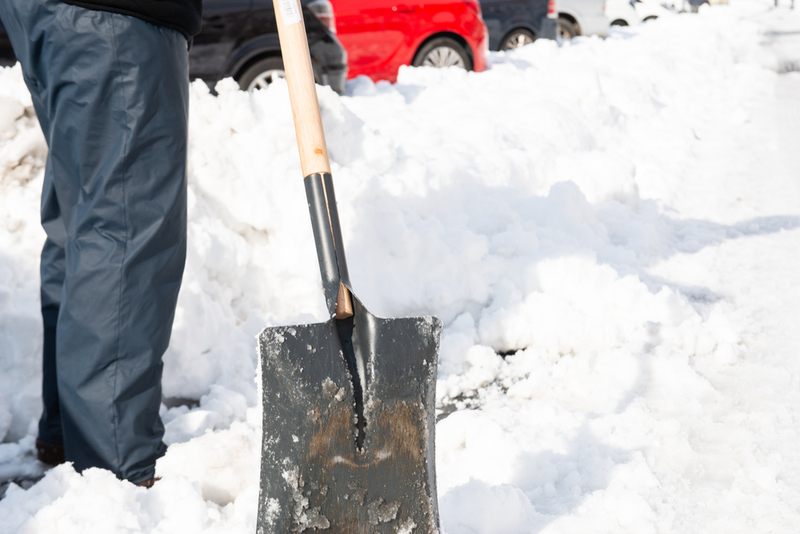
[2,0,799,531]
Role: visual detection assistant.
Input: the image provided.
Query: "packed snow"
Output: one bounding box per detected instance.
[2,0,800,532]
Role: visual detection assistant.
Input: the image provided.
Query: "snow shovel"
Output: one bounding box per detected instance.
[255,1,443,533]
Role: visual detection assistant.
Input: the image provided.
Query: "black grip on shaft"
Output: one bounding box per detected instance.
[304,172,351,317]
[322,173,352,289]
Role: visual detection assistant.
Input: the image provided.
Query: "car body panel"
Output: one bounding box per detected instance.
[560,0,610,36]
[331,0,487,83]
[634,0,674,20]
[190,0,253,81]
[604,0,673,26]
[604,0,639,25]
[333,0,413,79]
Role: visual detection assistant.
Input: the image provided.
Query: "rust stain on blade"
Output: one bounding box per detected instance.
[371,401,424,465]
[307,400,424,468]
[301,398,431,532]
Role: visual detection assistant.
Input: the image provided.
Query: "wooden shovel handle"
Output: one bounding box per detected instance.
[273,0,332,177]
[274,0,353,318]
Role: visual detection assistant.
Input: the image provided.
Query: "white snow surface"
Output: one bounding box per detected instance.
[2,1,800,532]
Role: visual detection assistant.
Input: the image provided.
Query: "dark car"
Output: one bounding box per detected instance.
[0,0,348,94]
[480,0,559,50]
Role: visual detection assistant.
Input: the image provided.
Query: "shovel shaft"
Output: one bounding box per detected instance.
[273,0,331,177]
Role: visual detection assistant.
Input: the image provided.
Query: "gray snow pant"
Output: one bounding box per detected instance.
[0,0,189,484]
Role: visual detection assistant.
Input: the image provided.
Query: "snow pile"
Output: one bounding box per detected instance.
[2,0,800,532]
[0,67,48,445]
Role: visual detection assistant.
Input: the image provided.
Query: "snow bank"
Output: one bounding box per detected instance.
[2,1,800,532]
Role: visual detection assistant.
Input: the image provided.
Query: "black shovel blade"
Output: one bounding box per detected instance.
[257,301,442,534]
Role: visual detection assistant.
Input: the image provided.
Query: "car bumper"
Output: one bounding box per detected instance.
[540,18,559,40]
[470,21,489,72]
[320,65,348,95]
[579,14,611,37]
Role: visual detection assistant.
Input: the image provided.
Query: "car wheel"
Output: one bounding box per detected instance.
[412,38,472,70]
[610,19,629,26]
[238,57,286,92]
[643,15,658,21]
[558,18,578,39]
[500,29,536,50]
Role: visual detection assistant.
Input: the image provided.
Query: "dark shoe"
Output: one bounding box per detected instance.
[35,438,65,466]
[135,477,160,488]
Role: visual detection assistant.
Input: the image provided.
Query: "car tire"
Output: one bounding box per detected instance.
[238,57,286,92]
[558,18,578,39]
[610,19,629,26]
[643,15,658,21]
[412,37,472,71]
[500,29,536,50]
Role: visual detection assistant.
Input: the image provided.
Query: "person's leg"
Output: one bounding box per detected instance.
[39,108,68,458]
[1,0,189,483]
[38,238,65,452]
[1,0,67,459]
[53,6,189,484]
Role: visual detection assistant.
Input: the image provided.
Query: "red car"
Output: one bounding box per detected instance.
[330,0,488,83]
